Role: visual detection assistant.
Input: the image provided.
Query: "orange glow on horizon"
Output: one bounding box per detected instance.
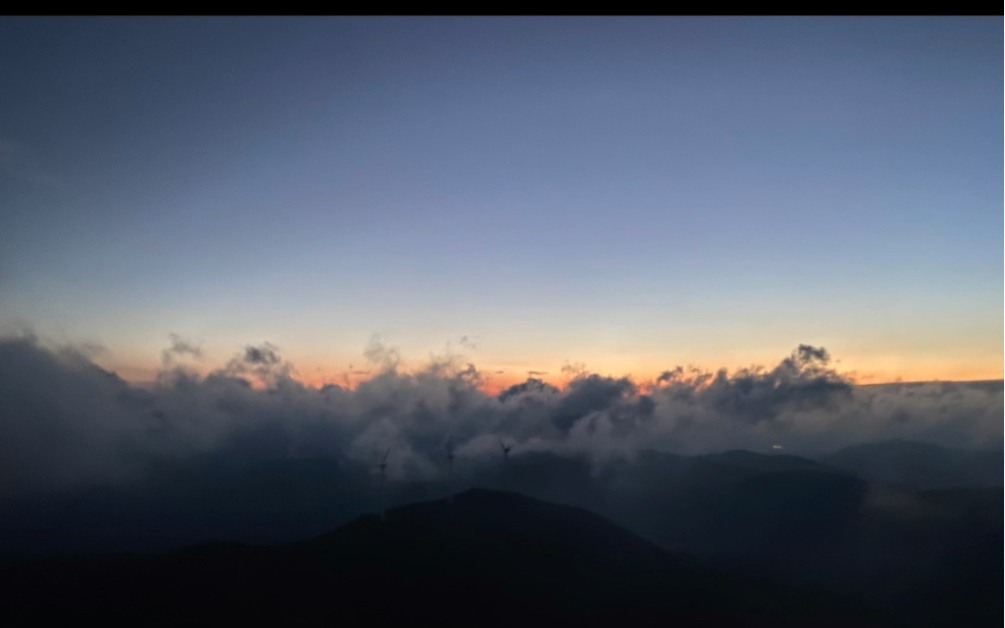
[107,357,1003,393]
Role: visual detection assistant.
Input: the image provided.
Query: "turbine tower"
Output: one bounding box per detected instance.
[377,447,390,522]
[445,438,456,504]
[498,438,513,490]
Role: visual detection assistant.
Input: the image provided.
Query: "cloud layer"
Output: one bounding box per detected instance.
[0,333,1000,498]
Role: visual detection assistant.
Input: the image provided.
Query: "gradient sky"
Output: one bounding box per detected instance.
[0,17,1001,388]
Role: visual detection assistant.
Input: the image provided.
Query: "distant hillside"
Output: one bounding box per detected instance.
[0,489,884,626]
[586,449,864,557]
[818,439,1003,490]
[699,449,846,473]
[1,460,999,626]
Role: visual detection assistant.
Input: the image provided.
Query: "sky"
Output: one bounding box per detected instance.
[0,17,1001,389]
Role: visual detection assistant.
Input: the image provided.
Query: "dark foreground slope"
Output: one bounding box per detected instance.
[0,489,882,626]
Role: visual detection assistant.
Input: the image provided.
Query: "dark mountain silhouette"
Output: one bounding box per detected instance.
[0,448,999,625]
[700,449,845,473]
[818,439,1003,490]
[479,449,1001,624]
[587,449,865,561]
[0,488,888,626]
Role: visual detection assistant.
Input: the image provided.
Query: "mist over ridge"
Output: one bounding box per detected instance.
[1,331,1000,500]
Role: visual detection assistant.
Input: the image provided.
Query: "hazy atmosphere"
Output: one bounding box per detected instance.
[0,17,1000,626]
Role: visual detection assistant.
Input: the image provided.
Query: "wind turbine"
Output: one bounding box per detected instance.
[498,438,513,490]
[376,447,390,521]
[445,438,456,504]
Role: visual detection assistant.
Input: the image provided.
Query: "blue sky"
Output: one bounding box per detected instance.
[0,17,1000,386]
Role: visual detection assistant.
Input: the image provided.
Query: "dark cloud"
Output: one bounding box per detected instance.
[242,344,280,366]
[0,336,144,496]
[552,375,637,433]
[0,334,1000,498]
[700,346,853,424]
[498,378,560,403]
[220,342,295,386]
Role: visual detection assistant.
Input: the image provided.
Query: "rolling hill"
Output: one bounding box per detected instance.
[0,489,884,626]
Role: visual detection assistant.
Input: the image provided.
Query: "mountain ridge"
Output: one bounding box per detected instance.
[0,487,885,626]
